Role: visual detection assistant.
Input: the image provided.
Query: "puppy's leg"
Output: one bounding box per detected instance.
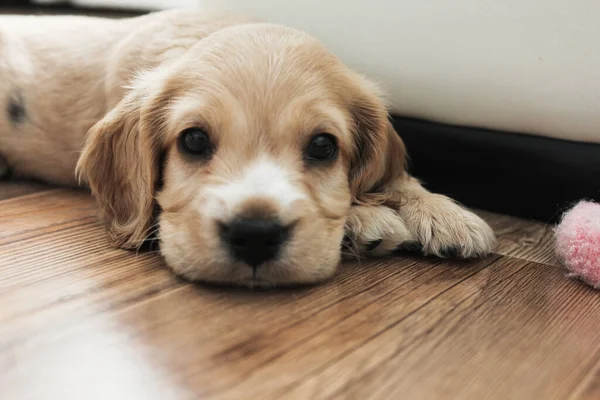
[346,176,495,258]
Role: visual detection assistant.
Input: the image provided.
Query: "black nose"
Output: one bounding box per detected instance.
[220,218,290,268]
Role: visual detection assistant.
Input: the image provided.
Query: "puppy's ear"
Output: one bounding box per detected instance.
[348,79,407,204]
[76,80,166,249]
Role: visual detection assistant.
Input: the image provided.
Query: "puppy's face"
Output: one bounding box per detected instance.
[78,24,405,286]
[156,41,354,285]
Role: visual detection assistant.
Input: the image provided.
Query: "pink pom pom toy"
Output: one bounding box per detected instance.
[555,201,600,289]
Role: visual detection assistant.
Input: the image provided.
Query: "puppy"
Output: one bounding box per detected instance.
[0,10,495,286]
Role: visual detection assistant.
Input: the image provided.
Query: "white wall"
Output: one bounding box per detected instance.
[208,0,600,143]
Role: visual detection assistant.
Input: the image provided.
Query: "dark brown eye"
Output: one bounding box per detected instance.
[179,128,212,157]
[305,134,338,162]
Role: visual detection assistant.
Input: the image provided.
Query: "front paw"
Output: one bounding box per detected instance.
[344,204,416,257]
[399,194,496,258]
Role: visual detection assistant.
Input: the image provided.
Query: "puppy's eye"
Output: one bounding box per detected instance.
[305,134,338,162]
[179,128,212,156]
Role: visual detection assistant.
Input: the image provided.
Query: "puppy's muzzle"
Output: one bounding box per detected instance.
[219,217,292,268]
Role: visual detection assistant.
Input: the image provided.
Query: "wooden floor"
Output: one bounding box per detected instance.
[1,183,599,400]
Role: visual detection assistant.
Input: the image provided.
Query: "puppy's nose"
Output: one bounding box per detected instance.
[220,218,290,267]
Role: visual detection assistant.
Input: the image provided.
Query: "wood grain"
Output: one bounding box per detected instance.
[477,209,562,267]
[0,189,597,400]
[0,181,51,201]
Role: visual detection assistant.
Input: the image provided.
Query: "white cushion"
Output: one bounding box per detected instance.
[210,0,600,144]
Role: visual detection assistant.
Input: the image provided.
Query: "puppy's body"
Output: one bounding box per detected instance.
[0,11,247,184]
[0,10,495,286]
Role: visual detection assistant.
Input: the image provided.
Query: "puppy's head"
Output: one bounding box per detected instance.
[77,24,406,286]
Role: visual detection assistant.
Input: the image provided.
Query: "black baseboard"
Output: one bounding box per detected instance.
[0,3,142,17]
[391,116,600,223]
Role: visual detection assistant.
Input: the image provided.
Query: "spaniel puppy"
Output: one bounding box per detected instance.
[0,10,495,286]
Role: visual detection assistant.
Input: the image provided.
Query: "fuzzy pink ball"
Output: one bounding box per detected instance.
[555,201,600,289]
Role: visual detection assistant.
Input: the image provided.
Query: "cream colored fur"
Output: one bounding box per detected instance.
[0,10,495,287]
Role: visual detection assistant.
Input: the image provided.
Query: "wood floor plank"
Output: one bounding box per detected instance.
[280,259,600,400]
[571,359,600,400]
[580,371,600,400]
[477,210,562,267]
[0,181,51,201]
[0,188,95,244]
[1,189,596,400]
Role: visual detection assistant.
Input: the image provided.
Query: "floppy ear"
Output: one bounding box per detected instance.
[348,80,407,205]
[76,84,164,249]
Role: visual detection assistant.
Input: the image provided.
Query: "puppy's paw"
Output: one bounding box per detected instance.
[344,204,416,257]
[399,194,496,259]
